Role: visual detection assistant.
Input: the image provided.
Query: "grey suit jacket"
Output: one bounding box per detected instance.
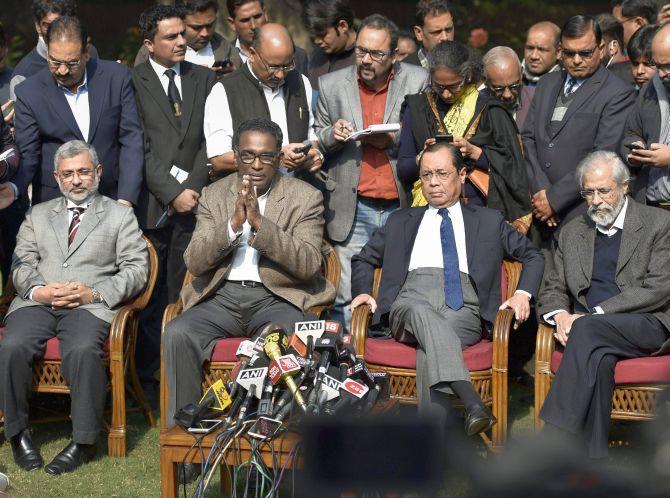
[522,66,636,223]
[314,62,430,242]
[538,198,670,354]
[7,194,149,323]
[181,173,336,312]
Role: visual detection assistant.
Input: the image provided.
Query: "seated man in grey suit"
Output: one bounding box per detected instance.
[351,142,544,435]
[539,150,670,459]
[0,141,148,475]
[163,117,335,430]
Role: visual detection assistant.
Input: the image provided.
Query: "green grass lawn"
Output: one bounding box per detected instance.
[0,382,661,497]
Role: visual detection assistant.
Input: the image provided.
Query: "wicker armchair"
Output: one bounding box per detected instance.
[350,260,522,451]
[159,242,340,430]
[0,235,159,457]
[534,323,670,432]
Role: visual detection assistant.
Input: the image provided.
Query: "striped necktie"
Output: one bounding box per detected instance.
[68,207,86,246]
[565,76,578,96]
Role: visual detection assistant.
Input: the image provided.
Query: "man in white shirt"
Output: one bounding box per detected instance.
[538,150,670,459]
[162,118,335,435]
[351,142,544,436]
[205,23,321,178]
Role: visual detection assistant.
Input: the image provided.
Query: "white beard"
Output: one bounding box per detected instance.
[587,193,626,227]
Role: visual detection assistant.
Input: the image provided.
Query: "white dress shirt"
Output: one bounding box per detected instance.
[235,39,249,64]
[185,42,215,67]
[543,198,629,323]
[59,70,90,141]
[408,204,469,274]
[148,57,182,97]
[204,62,316,162]
[225,187,270,282]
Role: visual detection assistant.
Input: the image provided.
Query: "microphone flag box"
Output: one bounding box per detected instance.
[198,378,232,411]
[268,354,301,385]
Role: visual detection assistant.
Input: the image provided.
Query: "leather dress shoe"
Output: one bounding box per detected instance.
[177,463,201,485]
[464,404,497,436]
[10,430,43,471]
[44,441,96,475]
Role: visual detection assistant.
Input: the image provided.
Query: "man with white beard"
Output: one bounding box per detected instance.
[537,150,670,459]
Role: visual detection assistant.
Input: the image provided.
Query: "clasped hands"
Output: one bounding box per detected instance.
[532,189,559,228]
[230,175,262,233]
[553,311,584,346]
[33,282,94,308]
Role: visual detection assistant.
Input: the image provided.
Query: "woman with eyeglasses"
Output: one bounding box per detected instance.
[397,40,531,226]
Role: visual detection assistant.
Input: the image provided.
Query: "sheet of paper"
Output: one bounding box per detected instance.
[346,123,401,141]
[169,165,189,184]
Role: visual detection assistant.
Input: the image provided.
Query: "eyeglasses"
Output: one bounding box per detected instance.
[431,79,465,95]
[579,187,618,199]
[650,60,670,73]
[47,57,83,70]
[419,169,457,183]
[255,51,295,75]
[58,168,95,181]
[561,47,599,60]
[235,149,279,165]
[355,46,391,63]
[487,81,523,94]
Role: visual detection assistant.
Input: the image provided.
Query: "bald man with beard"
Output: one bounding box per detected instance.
[205,23,322,177]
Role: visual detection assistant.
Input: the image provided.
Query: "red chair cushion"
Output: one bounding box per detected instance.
[210,337,246,362]
[364,338,493,372]
[551,350,670,384]
[0,327,109,360]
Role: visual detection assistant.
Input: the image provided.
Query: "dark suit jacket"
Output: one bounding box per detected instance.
[538,198,670,355]
[351,203,545,329]
[620,79,662,203]
[132,60,217,228]
[515,84,536,132]
[522,66,636,223]
[13,58,144,205]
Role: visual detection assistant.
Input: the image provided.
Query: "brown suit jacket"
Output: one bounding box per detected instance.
[181,173,336,312]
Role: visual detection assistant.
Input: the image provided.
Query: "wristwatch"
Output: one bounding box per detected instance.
[91,288,103,304]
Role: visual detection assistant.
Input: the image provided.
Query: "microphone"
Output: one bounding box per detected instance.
[331,377,370,414]
[235,357,269,400]
[264,325,307,412]
[362,371,391,414]
[228,340,257,398]
[173,379,232,429]
[307,365,343,416]
[236,384,258,425]
[307,332,341,409]
[257,380,274,417]
[271,369,308,417]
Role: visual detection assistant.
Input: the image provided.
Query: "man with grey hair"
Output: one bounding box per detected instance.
[0,140,148,475]
[538,149,670,459]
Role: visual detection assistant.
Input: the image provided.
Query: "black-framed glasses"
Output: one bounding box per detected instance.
[487,81,523,94]
[354,46,391,63]
[561,47,599,60]
[57,168,95,181]
[235,149,279,165]
[419,169,457,183]
[255,51,295,74]
[431,78,465,94]
[579,187,617,199]
[47,56,83,70]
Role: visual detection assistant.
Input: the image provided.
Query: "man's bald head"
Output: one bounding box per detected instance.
[524,21,561,77]
[652,23,670,89]
[483,47,522,109]
[249,23,296,88]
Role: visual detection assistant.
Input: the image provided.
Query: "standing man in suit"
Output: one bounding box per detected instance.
[351,142,544,434]
[13,15,144,206]
[134,0,242,80]
[538,151,670,458]
[522,15,635,240]
[314,14,429,328]
[132,4,217,398]
[163,117,335,429]
[404,0,455,69]
[0,140,148,474]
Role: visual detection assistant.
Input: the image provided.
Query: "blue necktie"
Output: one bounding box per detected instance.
[438,208,464,310]
[565,76,577,96]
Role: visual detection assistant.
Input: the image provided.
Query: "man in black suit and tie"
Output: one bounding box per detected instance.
[522,15,635,240]
[538,151,670,458]
[13,15,144,206]
[351,142,544,435]
[132,4,217,396]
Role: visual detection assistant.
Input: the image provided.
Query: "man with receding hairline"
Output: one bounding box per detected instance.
[482,46,532,128]
[522,21,561,87]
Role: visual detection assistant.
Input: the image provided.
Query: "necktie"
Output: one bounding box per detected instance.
[438,208,464,310]
[68,207,86,246]
[164,69,182,118]
[565,76,577,96]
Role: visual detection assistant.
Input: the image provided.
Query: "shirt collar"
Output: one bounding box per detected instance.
[186,41,213,57]
[236,38,249,58]
[427,201,462,217]
[57,70,88,95]
[596,197,628,235]
[37,36,48,59]
[66,196,94,209]
[149,57,181,80]
[357,66,395,93]
[247,62,285,92]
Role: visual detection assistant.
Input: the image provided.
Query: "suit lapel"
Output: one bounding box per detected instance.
[263,175,285,226]
[43,74,85,140]
[383,63,402,123]
[344,67,364,131]
[136,62,180,134]
[49,199,69,258]
[461,203,480,269]
[577,219,595,283]
[178,63,196,142]
[85,60,104,142]
[66,194,103,258]
[550,67,605,138]
[616,199,643,276]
